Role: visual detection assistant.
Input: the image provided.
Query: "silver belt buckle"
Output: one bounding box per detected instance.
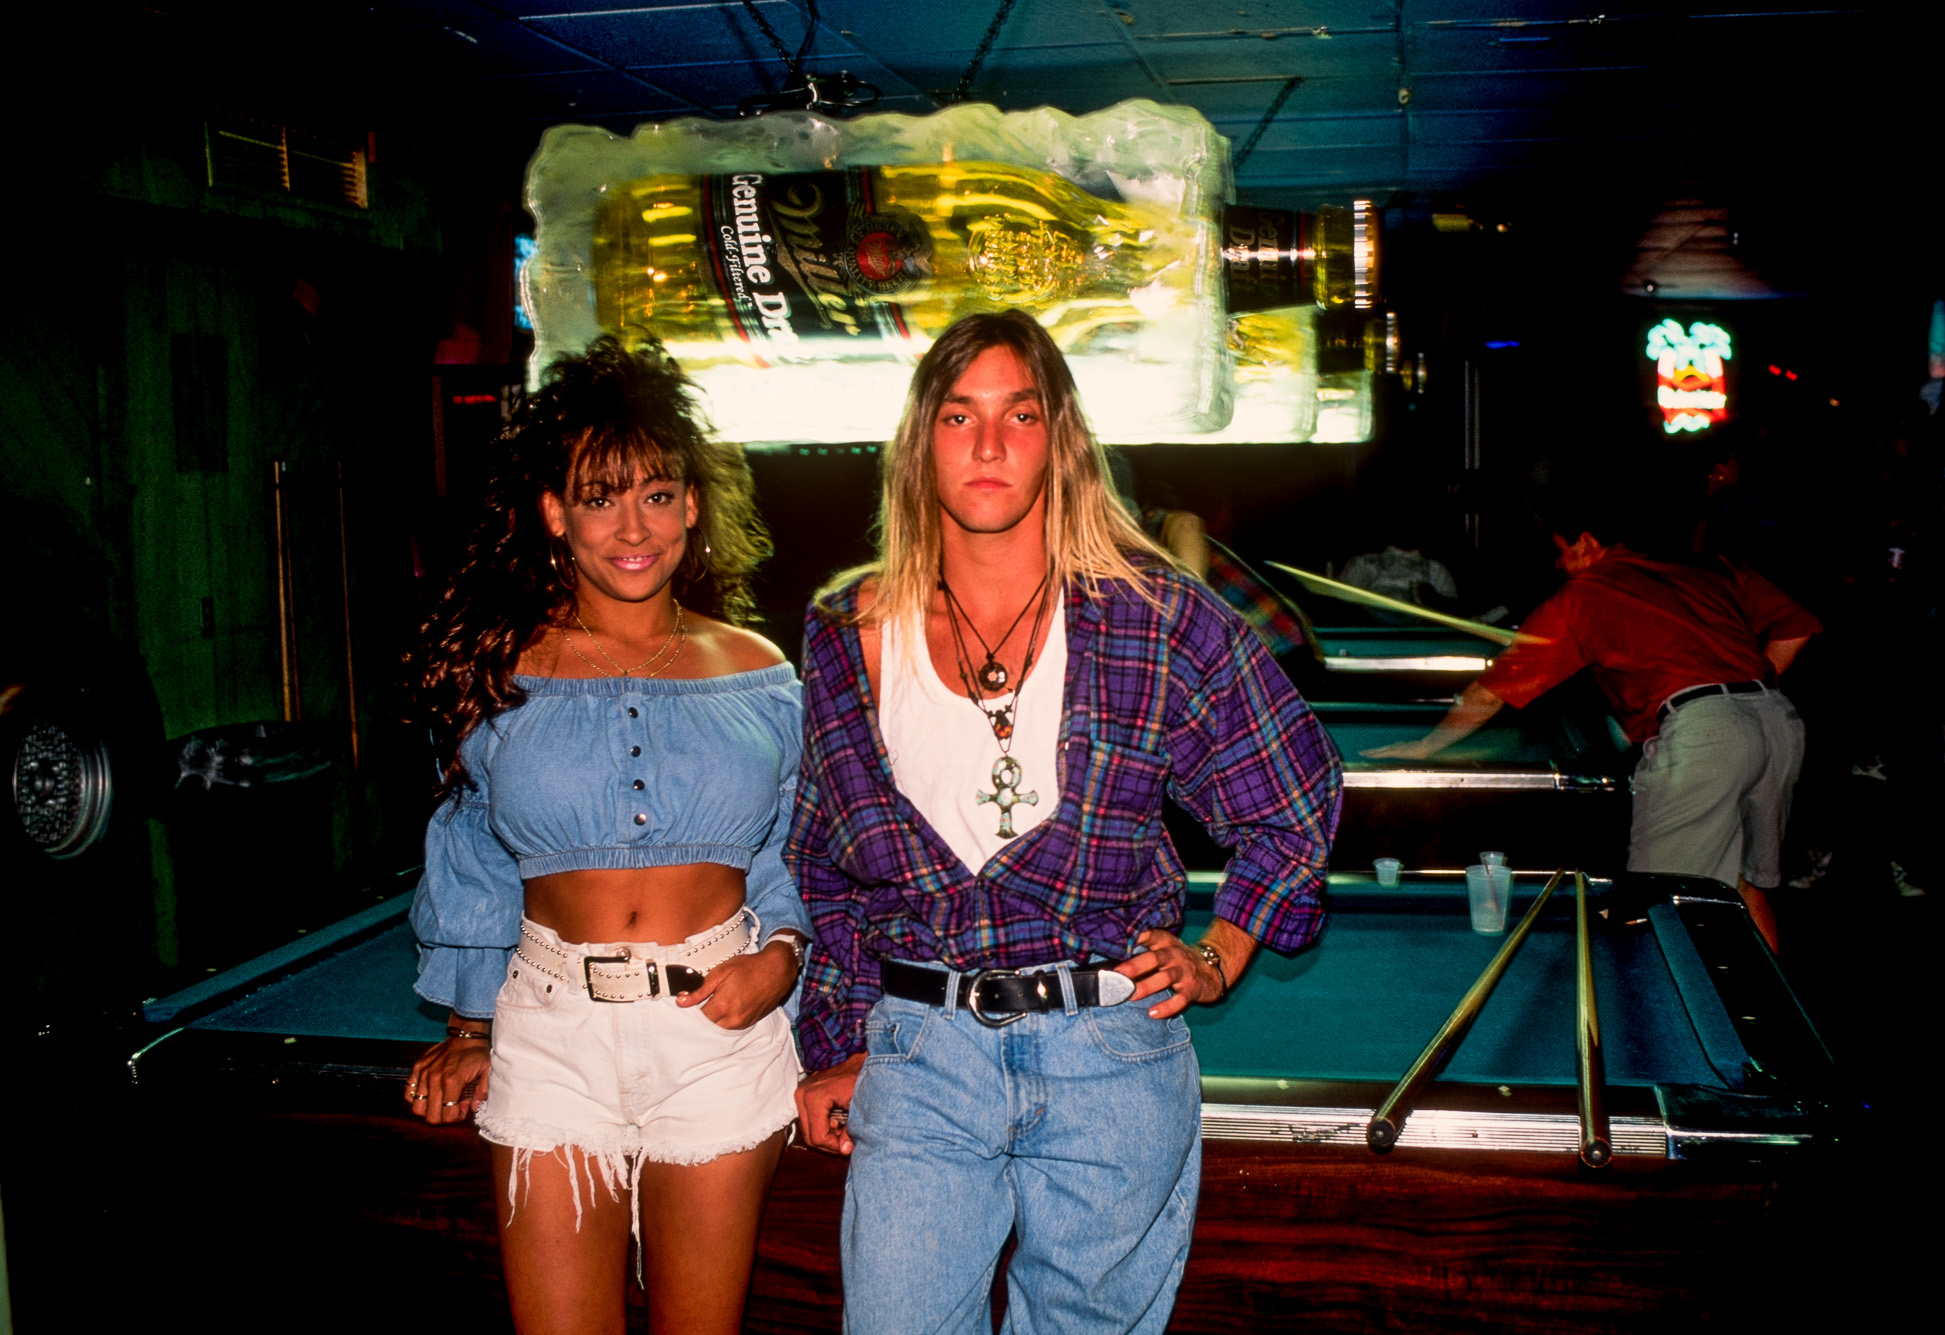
[965,969,1028,1028]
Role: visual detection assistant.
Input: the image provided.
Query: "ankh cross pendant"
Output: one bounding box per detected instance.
[974,756,1038,839]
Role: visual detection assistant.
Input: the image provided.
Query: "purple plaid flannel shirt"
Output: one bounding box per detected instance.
[785,568,1343,1072]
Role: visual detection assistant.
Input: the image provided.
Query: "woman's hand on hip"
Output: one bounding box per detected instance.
[675,939,798,1029]
[405,1017,491,1125]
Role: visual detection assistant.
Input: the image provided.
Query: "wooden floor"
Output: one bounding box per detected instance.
[93,1105,1827,1334]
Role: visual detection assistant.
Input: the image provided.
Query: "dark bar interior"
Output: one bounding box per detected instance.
[2,3,1935,1329]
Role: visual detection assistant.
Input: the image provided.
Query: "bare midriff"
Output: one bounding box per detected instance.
[523,863,749,949]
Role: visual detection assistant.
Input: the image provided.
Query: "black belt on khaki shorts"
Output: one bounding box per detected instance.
[1656,679,1768,728]
[879,958,1137,1028]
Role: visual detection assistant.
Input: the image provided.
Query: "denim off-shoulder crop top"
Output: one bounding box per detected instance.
[410,664,811,1018]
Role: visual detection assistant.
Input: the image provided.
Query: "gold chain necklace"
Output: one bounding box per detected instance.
[566,604,686,678]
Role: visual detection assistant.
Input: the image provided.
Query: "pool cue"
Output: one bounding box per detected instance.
[1263,561,1545,648]
[1367,870,1567,1151]
[1574,870,1612,1168]
[1203,535,1330,665]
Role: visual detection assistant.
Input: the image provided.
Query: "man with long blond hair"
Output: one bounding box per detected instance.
[786,310,1342,1333]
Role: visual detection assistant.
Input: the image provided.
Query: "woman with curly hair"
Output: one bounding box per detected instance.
[403,336,809,1335]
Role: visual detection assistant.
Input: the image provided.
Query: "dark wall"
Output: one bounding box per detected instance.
[0,6,519,1010]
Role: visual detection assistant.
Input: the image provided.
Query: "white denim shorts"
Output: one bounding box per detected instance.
[474,911,800,1228]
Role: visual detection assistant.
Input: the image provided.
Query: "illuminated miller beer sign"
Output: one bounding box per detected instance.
[705,170,929,363]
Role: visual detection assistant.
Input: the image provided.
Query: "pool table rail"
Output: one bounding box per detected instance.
[1186,870,1843,1162]
[1201,1076,1671,1157]
[1341,764,1619,791]
[1324,653,1493,674]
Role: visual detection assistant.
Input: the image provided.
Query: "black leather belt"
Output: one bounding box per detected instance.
[1657,679,1768,727]
[880,959,1136,1028]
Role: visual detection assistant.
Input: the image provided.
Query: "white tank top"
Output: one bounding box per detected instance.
[879,596,1066,875]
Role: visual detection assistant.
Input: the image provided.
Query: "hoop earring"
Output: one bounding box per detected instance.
[547,541,576,585]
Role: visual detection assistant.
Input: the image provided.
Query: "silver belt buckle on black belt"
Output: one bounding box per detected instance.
[965,968,1030,1028]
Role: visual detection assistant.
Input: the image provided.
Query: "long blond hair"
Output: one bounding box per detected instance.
[820,310,1171,625]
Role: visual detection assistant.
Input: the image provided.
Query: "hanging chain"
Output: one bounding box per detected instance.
[740,0,815,87]
[736,0,879,115]
[950,0,1021,103]
[1232,75,1303,171]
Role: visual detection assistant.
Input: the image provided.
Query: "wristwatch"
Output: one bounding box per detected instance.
[769,931,806,971]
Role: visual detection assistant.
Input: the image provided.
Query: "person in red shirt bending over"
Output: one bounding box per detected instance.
[1365,496,1820,951]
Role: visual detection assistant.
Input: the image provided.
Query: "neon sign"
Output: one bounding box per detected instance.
[1645,319,1731,434]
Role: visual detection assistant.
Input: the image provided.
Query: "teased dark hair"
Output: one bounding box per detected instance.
[408,336,771,801]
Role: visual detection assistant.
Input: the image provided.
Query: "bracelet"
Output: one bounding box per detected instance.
[1193,942,1228,1002]
[446,1026,490,1042]
[767,933,806,971]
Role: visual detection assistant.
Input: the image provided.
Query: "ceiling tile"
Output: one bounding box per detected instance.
[1179,74,1399,118]
[401,18,606,78]
[811,0,1125,53]
[1126,0,1399,37]
[1234,140,1408,190]
[866,40,1140,88]
[482,67,693,118]
[616,51,922,107]
[1404,65,1663,111]
[527,3,861,68]
[1144,29,1399,82]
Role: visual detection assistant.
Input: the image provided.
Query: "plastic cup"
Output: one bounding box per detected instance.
[1480,851,1509,868]
[1466,864,1512,934]
[1373,857,1402,887]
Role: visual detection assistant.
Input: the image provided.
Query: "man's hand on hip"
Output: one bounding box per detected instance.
[1116,918,1257,1019]
[795,1052,867,1155]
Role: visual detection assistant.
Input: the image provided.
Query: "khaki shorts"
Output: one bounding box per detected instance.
[1629,689,1805,889]
[474,913,800,1234]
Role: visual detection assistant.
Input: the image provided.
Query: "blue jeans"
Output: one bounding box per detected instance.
[841,965,1202,1335]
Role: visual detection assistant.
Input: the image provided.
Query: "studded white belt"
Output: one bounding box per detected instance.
[514,909,757,1002]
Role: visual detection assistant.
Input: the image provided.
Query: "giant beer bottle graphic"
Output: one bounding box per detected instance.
[593,162,1209,368]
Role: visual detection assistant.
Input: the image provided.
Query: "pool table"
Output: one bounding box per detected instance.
[125,868,1840,1331]
[1310,624,1498,678]
[1274,698,1633,869]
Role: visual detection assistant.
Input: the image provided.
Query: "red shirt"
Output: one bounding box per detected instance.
[1478,548,1822,742]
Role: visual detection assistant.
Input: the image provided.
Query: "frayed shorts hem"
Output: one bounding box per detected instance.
[479,1108,794,1272]
[476,1110,794,1168]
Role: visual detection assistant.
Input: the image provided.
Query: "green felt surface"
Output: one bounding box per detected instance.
[185,921,447,1042]
[1315,701,1601,769]
[175,881,1729,1097]
[1184,883,1729,1091]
